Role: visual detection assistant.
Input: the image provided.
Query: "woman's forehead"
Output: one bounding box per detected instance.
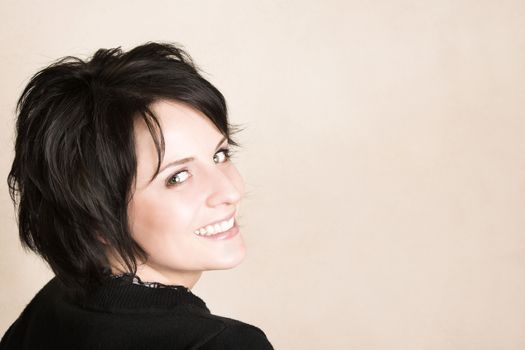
[135,100,220,140]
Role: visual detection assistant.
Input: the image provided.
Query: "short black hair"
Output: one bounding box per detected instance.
[7,41,242,297]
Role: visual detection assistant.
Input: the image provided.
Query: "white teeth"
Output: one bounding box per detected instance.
[194,217,235,236]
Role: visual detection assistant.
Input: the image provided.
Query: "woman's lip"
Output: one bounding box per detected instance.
[197,212,236,231]
[198,220,239,240]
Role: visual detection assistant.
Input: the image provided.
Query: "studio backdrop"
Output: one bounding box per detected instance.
[1,1,524,349]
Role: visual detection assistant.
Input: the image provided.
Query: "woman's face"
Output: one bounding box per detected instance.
[125,99,246,286]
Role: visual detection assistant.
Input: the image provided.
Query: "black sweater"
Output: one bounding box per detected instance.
[0,275,274,349]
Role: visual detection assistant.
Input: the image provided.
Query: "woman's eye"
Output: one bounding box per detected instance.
[166,170,191,187]
[213,148,234,164]
[166,148,235,187]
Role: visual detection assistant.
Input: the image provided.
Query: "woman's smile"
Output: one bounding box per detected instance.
[194,212,236,236]
[194,218,240,240]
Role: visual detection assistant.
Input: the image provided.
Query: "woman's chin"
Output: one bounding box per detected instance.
[208,245,247,270]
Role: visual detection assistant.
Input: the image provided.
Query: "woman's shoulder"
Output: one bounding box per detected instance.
[198,313,274,350]
[2,276,275,350]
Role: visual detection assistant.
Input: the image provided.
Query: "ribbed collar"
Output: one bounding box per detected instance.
[75,274,210,314]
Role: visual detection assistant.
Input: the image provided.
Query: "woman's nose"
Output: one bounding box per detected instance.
[205,167,243,208]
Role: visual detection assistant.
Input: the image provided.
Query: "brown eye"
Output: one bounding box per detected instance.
[167,170,190,187]
[214,148,233,164]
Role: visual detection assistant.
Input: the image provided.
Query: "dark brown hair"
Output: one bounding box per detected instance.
[7,41,242,297]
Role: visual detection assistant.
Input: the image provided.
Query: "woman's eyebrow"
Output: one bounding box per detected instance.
[157,136,227,175]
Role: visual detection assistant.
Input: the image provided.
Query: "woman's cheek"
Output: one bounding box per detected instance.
[129,191,169,237]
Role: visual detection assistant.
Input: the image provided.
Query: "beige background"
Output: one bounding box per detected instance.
[1,0,524,349]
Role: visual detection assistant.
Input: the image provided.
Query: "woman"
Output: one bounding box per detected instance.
[1,42,274,349]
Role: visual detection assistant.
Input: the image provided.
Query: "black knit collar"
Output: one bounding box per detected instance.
[77,273,210,314]
[109,272,194,291]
